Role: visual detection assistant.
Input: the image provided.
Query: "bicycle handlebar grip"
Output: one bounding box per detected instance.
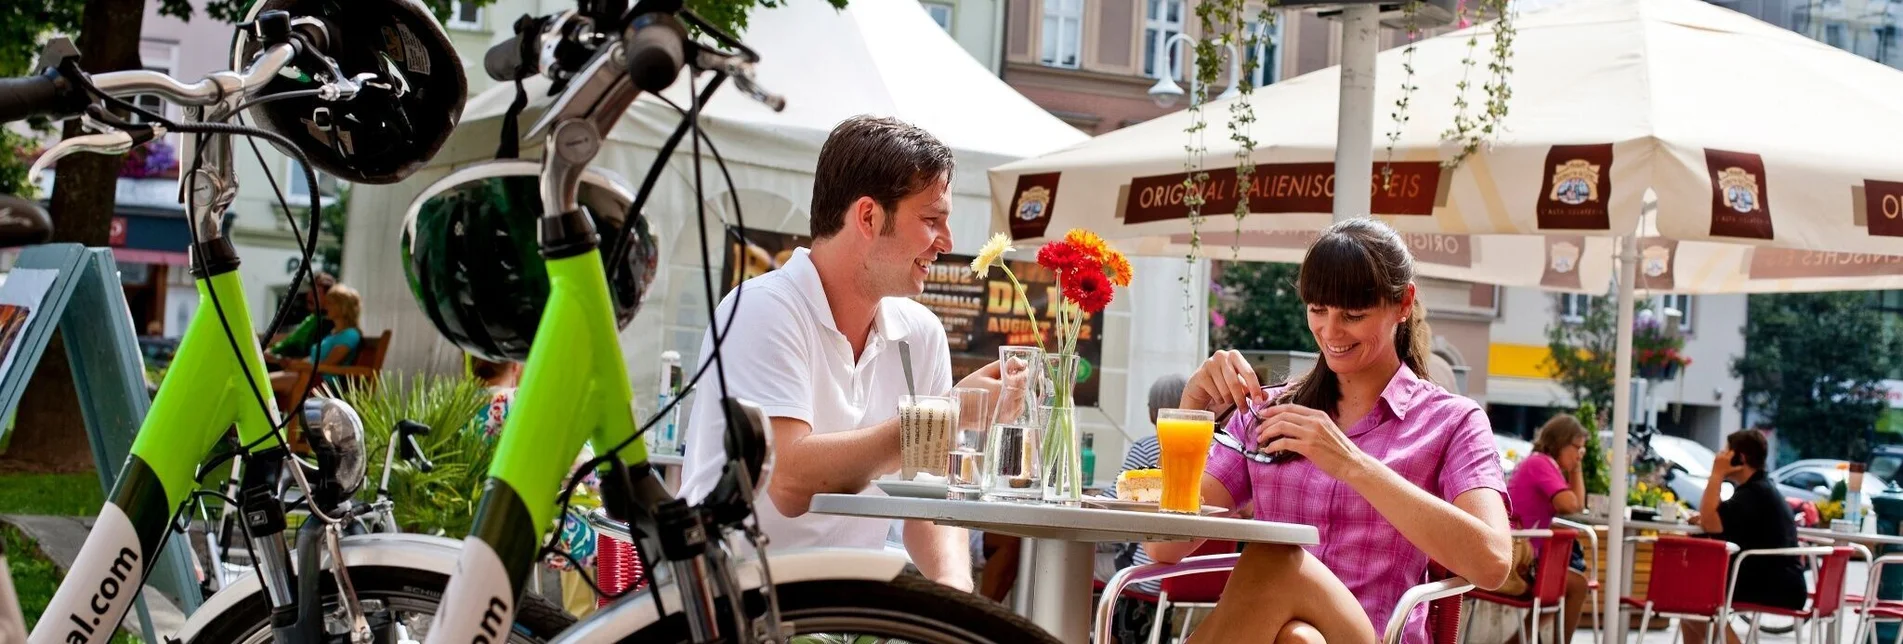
[0,69,79,124]
[395,419,433,437]
[623,13,687,94]
[484,35,526,82]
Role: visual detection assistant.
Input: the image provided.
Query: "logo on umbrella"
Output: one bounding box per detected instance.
[1642,244,1672,278]
[1550,160,1602,206]
[1717,167,1762,214]
[1549,240,1580,274]
[1016,186,1052,222]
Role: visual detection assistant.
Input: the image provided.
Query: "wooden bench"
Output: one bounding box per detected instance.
[278,329,392,451]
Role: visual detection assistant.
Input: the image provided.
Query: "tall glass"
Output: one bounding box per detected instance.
[984,346,1044,501]
[1156,409,1216,513]
[947,387,991,496]
[898,394,956,480]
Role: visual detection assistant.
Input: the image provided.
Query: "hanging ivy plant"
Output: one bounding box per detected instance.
[1442,0,1517,168]
[1382,0,1423,191]
[1230,4,1272,260]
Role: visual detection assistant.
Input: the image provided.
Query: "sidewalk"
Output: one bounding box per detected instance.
[2,514,187,637]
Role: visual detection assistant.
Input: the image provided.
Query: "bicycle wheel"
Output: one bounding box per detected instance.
[623,573,1060,643]
[185,564,575,643]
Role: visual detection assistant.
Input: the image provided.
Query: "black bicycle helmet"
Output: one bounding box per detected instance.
[231,0,466,184]
[402,160,658,362]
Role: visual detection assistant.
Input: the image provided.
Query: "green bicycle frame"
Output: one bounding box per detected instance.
[30,253,282,644]
[425,241,656,641]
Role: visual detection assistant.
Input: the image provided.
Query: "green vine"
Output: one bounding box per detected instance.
[1382,0,1422,191]
[1181,0,1226,321]
[1229,3,1272,260]
[1442,0,1517,168]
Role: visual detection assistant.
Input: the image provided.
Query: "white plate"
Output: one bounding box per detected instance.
[876,479,951,499]
[1082,496,1229,516]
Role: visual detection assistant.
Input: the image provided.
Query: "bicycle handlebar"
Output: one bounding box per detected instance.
[0,68,85,123]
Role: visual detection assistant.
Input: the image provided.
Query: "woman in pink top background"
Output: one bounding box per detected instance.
[1146,218,1513,643]
[1504,414,1593,642]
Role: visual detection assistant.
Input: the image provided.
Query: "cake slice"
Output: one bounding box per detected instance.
[1116,469,1164,503]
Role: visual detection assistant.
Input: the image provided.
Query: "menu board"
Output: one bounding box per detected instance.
[722,227,1103,407]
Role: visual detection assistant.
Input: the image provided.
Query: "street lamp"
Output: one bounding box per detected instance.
[1146,33,1243,108]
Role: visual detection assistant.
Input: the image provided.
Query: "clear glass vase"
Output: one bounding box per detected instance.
[1041,353,1082,505]
[982,346,1045,502]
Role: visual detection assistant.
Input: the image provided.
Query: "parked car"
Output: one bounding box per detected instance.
[1494,433,1533,475]
[1771,459,1895,516]
[1869,444,1903,484]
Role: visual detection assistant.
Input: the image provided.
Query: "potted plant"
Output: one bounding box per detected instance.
[1628,481,1669,521]
[1633,314,1691,380]
[1578,402,1612,516]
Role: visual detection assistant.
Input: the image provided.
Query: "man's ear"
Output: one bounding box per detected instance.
[847,196,883,240]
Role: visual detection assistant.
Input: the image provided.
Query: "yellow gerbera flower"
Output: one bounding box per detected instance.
[1064,228,1110,264]
[970,233,1014,277]
[1102,249,1134,287]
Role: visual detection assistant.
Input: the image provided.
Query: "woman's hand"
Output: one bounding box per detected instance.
[1255,404,1373,482]
[1183,350,1267,414]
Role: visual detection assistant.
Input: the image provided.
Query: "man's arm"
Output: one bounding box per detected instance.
[903,519,972,591]
[766,416,902,517]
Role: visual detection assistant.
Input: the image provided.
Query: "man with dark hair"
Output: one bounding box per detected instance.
[1684,429,1807,644]
[680,115,1000,592]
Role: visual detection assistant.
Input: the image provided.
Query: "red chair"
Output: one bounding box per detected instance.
[1619,535,1741,644]
[1729,545,1849,644]
[1463,529,1579,644]
[1092,540,1236,644]
[1553,517,1605,642]
[1095,549,1474,644]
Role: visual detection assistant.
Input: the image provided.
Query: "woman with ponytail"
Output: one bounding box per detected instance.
[1148,218,1513,643]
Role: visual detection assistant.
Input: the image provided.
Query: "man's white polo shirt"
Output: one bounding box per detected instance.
[679,247,952,551]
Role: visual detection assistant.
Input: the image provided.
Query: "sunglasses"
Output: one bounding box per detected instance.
[1212,401,1301,465]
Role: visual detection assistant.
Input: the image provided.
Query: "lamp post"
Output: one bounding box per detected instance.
[1145,33,1243,108]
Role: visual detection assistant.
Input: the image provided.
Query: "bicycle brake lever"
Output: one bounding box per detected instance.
[694,51,783,112]
[29,128,154,178]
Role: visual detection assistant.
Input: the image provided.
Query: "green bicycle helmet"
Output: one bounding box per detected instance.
[401,160,658,362]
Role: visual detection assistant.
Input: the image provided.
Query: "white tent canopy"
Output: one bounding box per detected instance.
[343,0,1088,381]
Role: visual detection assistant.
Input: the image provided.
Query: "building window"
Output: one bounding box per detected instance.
[132,42,177,125]
[1558,293,1592,322]
[1660,294,1694,333]
[1041,0,1083,68]
[284,157,338,205]
[448,1,484,30]
[1242,18,1281,88]
[922,1,954,32]
[1827,23,1847,47]
[1143,0,1186,79]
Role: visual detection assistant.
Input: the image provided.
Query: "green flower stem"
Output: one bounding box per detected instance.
[999,266,1046,352]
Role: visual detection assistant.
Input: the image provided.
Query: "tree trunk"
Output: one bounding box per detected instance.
[0,0,144,473]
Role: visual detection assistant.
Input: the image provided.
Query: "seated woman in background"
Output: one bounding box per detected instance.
[1502,414,1593,643]
[268,283,363,396]
[1147,218,1513,644]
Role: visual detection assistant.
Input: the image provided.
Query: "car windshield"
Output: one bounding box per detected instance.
[1650,436,1715,478]
[1873,455,1903,483]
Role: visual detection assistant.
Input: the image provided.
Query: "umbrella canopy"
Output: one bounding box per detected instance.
[987,0,1903,259]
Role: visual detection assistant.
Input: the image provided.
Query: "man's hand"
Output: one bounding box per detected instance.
[1711,449,1739,481]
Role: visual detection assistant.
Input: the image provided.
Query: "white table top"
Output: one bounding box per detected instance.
[649,453,683,467]
[809,494,1320,545]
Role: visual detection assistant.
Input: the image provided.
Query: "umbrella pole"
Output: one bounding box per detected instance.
[1604,233,1639,644]
[1332,3,1380,224]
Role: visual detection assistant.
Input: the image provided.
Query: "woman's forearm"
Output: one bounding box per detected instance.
[1344,459,1513,589]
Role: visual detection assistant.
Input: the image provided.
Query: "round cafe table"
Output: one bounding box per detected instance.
[809,493,1319,644]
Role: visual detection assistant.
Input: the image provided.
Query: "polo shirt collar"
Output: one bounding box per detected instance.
[783,247,913,346]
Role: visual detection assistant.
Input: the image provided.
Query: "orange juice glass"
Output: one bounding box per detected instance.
[1156,409,1216,513]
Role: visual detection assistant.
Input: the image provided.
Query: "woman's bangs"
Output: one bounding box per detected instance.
[1298,234,1386,310]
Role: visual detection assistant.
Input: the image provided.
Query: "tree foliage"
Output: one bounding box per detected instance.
[1543,292,1622,413]
[1732,292,1901,462]
[1210,261,1314,352]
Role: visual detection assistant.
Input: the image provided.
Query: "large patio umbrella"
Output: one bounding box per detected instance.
[987,0,1903,638]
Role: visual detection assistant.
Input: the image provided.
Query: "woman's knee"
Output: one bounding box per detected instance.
[1275,620,1326,644]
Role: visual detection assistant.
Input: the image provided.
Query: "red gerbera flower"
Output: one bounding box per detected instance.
[1038,242,1085,274]
[1064,269,1114,313]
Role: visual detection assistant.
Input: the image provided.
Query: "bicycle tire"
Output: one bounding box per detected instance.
[621,573,1060,643]
[184,564,575,643]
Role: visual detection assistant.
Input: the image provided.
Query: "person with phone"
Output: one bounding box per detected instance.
[1683,429,1806,644]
